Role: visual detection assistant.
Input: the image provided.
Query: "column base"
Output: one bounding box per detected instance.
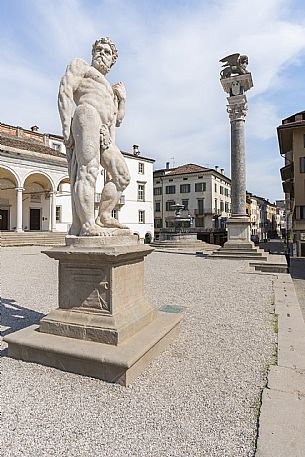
[210,216,268,260]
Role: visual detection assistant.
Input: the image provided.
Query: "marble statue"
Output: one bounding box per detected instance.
[58,37,130,236]
[219,53,249,79]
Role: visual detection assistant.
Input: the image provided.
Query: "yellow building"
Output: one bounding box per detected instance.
[278,110,305,256]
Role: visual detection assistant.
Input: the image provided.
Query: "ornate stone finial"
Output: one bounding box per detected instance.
[219,53,249,79]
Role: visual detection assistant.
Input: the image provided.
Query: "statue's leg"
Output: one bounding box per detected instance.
[72,106,104,236]
[66,146,82,235]
[96,145,130,229]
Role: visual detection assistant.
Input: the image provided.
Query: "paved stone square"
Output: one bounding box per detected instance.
[1,247,277,457]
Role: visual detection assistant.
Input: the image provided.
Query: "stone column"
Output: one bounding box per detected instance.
[228,95,248,217]
[220,72,254,249]
[49,191,57,232]
[15,187,24,232]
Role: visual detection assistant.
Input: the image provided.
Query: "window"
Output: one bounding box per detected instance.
[220,201,224,212]
[183,177,188,181]
[224,187,229,197]
[214,183,217,193]
[304,134,305,148]
[166,200,175,211]
[154,218,162,228]
[300,157,305,173]
[169,179,173,182]
[138,162,144,174]
[138,184,145,201]
[195,182,206,192]
[52,142,61,151]
[180,184,190,193]
[138,210,145,223]
[220,186,224,195]
[197,199,204,215]
[225,202,229,213]
[166,185,176,194]
[155,180,160,184]
[56,206,61,223]
[111,209,118,219]
[198,175,203,179]
[181,199,189,211]
[214,199,218,212]
[154,187,162,195]
[299,206,305,219]
[155,201,161,212]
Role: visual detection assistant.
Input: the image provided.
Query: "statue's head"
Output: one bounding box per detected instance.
[91,37,118,74]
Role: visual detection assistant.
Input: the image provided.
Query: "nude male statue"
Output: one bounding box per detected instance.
[58,37,130,236]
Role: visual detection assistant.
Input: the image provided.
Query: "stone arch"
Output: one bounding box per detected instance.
[22,171,55,191]
[0,165,20,188]
[56,175,70,191]
[144,232,153,244]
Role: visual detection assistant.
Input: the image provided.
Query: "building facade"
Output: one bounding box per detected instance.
[278,111,305,256]
[153,163,231,244]
[0,122,154,242]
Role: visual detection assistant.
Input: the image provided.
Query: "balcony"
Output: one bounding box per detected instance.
[280,163,294,181]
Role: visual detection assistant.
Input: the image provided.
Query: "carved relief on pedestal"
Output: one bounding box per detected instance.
[61,266,111,313]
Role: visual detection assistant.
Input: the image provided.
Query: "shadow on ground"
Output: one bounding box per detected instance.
[1,298,45,356]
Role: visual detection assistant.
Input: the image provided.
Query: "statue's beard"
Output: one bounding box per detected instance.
[92,56,110,75]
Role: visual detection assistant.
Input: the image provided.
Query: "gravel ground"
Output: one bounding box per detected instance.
[1,246,277,457]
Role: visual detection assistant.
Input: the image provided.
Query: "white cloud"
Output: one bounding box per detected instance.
[0,0,304,200]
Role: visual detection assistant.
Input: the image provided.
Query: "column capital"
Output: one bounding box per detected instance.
[226,94,248,122]
[15,186,24,191]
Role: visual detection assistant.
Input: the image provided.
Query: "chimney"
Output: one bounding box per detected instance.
[220,168,224,174]
[133,144,140,156]
[31,125,39,132]
[166,162,170,169]
[215,165,219,172]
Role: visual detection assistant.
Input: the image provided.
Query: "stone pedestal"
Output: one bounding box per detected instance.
[4,234,182,385]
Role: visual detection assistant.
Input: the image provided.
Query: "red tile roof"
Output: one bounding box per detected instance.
[0,135,66,158]
[166,163,210,175]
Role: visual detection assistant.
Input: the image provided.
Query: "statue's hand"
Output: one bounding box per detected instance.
[112,82,126,102]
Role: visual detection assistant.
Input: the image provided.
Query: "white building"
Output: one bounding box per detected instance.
[0,123,154,242]
[153,163,231,244]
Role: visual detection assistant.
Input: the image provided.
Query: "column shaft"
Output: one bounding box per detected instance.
[16,188,23,232]
[231,119,246,216]
[50,192,57,232]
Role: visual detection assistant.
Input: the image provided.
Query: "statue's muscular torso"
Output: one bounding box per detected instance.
[74,64,116,127]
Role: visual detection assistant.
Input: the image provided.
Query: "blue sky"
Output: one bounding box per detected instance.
[1,0,305,201]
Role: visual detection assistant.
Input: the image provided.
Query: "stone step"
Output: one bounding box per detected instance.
[210,253,268,260]
[0,232,67,247]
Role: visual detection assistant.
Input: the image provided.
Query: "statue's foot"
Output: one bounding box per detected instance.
[96,216,129,230]
[79,222,108,236]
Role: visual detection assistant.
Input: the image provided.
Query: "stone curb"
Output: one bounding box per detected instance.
[255,273,305,456]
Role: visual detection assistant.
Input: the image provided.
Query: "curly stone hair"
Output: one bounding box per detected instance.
[92,37,118,67]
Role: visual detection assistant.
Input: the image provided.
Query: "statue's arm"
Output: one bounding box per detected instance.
[112,82,126,127]
[58,58,87,144]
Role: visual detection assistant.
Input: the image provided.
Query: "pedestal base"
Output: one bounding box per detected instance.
[4,235,183,384]
[210,216,268,260]
[4,311,181,386]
